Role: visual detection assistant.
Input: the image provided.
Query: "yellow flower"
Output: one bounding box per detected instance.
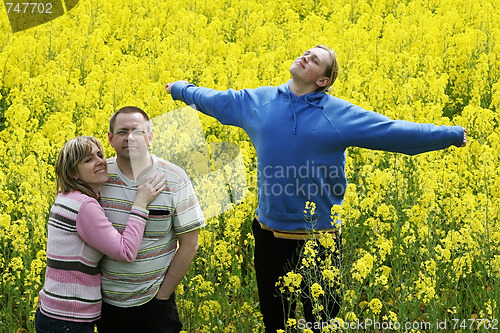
[304,201,317,217]
[176,284,184,295]
[387,311,398,322]
[368,298,383,315]
[228,275,241,290]
[345,311,357,322]
[330,204,341,220]
[375,236,393,261]
[286,318,297,328]
[351,250,374,283]
[374,265,391,287]
[276,271,303,294]
[310,283,325,300]
[0,214,11,230]
[322,268,340,287]
[312,303,324,315]
[318,232,336,249]
[189,275,214,297]
[198,300,222,321]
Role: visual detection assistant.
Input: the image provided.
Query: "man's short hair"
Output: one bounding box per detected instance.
[109,106,151,133]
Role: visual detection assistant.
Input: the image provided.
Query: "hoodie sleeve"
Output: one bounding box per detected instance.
[171,83,257,129]
[332,102,464,156]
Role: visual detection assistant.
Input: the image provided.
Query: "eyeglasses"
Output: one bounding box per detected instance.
[113,129,148,137]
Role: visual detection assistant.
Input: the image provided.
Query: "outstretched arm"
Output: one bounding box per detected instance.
[330,101,468,155]
[164,80,257,128]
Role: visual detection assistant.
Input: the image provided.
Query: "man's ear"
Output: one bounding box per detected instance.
[147,131,153,147]
[108,131,114,146]
[316,76,330,88]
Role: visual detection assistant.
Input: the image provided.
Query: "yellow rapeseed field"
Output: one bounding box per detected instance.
[0,0,498,332]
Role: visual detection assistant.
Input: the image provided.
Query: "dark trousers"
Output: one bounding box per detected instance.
[252,219,341,333]
[35,308,95,333]
[96,294,182,333]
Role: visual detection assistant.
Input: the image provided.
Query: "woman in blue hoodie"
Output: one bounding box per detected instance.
[165,45,467,332]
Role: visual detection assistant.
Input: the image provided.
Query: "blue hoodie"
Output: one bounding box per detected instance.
[171,81,464,232]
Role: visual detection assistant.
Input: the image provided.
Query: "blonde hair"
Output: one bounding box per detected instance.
[55,136,104,200]
[314,44,339,93]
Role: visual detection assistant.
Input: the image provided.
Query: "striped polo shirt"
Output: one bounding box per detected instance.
[99,155,205,307]
[38,191,149,322]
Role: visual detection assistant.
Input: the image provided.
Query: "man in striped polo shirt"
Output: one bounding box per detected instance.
[97,106,205,333]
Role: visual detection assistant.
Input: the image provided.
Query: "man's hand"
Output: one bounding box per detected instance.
[155,230,199,300]
[164,81,190,94]
[461,127,468,147]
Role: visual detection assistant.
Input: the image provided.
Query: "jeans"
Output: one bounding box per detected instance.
[35,308,96,333]
[96,294,182,333]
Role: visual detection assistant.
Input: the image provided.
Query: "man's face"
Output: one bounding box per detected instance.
[289,47,331,89]
[108,112,152,162]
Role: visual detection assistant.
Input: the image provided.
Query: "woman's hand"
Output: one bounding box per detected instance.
[133,173,167,209]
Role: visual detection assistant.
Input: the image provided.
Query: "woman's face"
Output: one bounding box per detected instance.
[75,143,108,193]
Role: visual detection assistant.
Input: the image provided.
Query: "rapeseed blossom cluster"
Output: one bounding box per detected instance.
[277,271,303,295]
[0,0,499,331]
[351,250,375,283]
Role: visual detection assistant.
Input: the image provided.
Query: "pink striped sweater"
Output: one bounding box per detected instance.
[37,190,149,322]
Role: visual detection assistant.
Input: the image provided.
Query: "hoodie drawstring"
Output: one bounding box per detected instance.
[280,81,325,135]
[290,101,298,135]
